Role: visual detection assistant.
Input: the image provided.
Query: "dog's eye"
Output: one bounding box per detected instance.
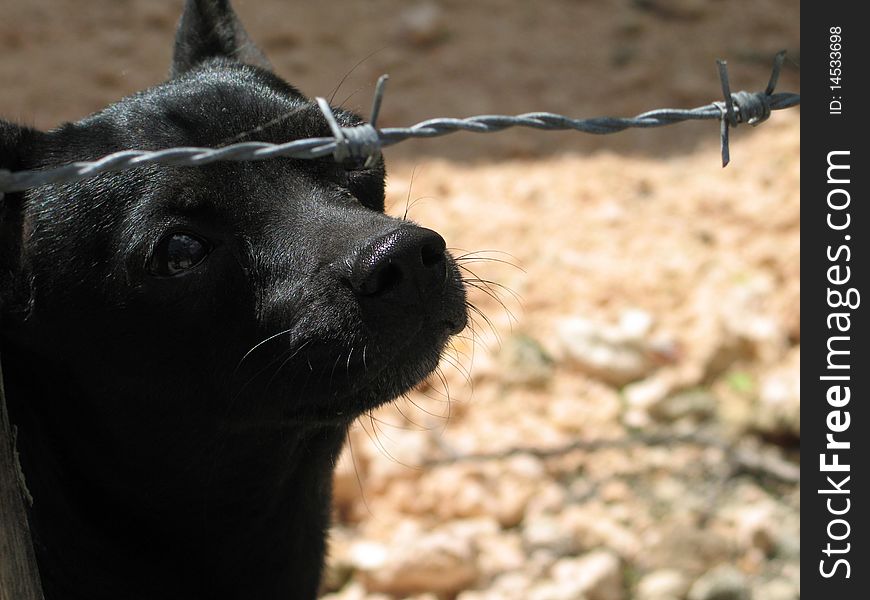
[150,232,210,276]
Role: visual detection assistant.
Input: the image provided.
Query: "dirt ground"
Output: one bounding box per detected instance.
[1,1,800,598]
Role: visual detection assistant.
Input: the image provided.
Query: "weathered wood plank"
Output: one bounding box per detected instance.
[0,355,44,600]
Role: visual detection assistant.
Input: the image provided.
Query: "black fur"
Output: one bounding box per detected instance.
[0,2,466,598]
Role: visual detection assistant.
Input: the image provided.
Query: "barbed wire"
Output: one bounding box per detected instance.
[0,52,799,196]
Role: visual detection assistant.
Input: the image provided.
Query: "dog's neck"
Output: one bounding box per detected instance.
[4,347,347,600]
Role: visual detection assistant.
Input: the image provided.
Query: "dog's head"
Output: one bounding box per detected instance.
[0,0,467,432]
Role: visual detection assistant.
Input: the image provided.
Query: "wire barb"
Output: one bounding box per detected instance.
[314,97,382,166]
[368,74,389,130]
[364,74,390,168]
[0,54,799,194]
[715,51,786,167]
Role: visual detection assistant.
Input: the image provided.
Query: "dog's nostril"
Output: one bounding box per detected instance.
[363,262,403,296]
[351,227,448,299]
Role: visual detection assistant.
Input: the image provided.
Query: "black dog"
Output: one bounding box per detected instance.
[0,1,467,598]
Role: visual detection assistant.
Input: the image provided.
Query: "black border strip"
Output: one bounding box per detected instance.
[802,5,867,597]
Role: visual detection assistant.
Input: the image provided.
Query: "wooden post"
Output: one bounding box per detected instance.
[0,353,45,600]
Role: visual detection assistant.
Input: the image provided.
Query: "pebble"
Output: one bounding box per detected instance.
[532,551,623,600]
[732,504,779,556]
[649,388,716,422]
[636,569,691,600]
[564,551,623,600]
[396,2,446,47]
[687,565,750,600]
[522,515,579,557]
[498,333,554,386]
[457,573,535,600]
[752,577,800,600]
[558,310,658,386]
[642,524,730,576]
[351,523,480,596]
[752,348,800,438]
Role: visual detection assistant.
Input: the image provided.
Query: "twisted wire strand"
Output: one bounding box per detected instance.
[0,53,799,195]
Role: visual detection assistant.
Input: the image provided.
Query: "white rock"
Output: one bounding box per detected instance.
[558,311,658,386]
[475,530,525,579]
[733,504,779,555]
[354,525,480,596]
[624,375,675,412]
[550,550,623,600]
[498,333,554,386]
[752,578,799,600]
[460,572,536,600]
[397,2,445,46]
[504,453,547,479]
[753,348,800,437]
[528,579,591,600]
[687,565,750,600]
[619,308,655,341]
[636,569,691,600]
[522,515,579,556]
[563,506,642,561]
[524,481,569,517]
[348,541,389,571]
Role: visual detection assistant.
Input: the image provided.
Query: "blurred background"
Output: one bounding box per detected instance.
[1,1,800,599]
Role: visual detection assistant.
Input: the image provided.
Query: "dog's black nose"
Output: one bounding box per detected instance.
[350,227,448,300]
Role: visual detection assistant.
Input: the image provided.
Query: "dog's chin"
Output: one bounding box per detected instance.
[258,320,462,426]
[323,344,445,422]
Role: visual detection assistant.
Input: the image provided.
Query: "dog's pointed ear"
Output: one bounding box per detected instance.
[171,0,271,77]
[0,120,39,173]
[1,121,42,309]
